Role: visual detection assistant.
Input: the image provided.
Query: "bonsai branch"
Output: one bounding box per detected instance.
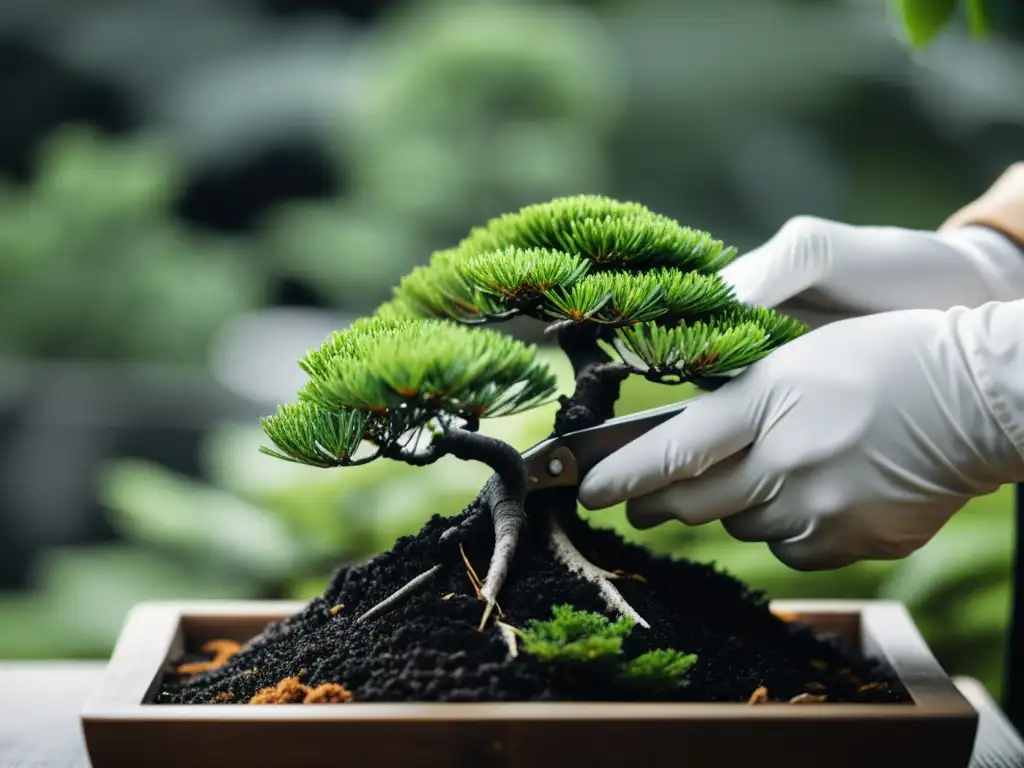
[545,510,649,629]
[355,564,443,624]
[553,323,630,434]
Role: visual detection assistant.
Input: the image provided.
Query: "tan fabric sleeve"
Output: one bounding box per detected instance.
[939,163,1024,247]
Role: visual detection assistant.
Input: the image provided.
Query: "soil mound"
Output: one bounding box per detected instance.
[159,490,908,705]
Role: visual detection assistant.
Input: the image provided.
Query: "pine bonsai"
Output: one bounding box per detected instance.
[258,194,807,634]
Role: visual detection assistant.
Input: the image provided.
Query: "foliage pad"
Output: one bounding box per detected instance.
[259,317,557,467]
[386,194,808,384]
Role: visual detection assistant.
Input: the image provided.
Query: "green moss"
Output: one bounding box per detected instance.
[517,604,635,664]
[513,605,698,693]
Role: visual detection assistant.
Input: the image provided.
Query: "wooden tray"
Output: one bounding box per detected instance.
[80,599,978,768]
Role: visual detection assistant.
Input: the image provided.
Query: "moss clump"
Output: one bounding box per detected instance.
[513,604,698,694]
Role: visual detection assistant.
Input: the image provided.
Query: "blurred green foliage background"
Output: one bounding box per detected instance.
[0,0,1020,701]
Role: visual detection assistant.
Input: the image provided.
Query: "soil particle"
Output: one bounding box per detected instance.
[158,489,909,705]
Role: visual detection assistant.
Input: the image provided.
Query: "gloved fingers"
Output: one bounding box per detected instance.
[578,385,757,510]
[767,522,858,571]
[719,215,837,308]
[720,497,809,543]
[620,449,782,527]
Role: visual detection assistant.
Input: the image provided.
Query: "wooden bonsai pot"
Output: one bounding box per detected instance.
[80,599,978,768]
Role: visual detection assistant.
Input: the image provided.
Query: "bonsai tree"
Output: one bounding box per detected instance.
[259,194,807,632]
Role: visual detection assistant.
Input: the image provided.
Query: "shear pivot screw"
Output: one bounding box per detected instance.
[547,458,564,477]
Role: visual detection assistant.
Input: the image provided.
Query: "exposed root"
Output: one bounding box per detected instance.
[355,564,442,624]
[439,503,485,543]
[546,513,649,629]
[477,492,522,628]
[428,432,526,630]
[496,621,519,659]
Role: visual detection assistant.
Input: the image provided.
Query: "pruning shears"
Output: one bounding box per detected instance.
[520,398,697,494]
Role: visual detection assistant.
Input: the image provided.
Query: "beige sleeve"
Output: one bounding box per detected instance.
[939,163,1024,247]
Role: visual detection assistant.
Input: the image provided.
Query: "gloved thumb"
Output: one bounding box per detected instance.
[719,216,836,308]
[577,383,758,510]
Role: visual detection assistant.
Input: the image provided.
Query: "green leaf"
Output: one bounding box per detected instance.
[965,0,992,38]
[99,460,310,581]
[896,0,958,47]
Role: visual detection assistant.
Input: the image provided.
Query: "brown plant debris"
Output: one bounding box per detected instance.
[212,691,235,703]
[176,639,242,677]
[329,604,345,615]
[809,659,828,671]
[249,677,309,704]
[805,681,827,693]
[248,677,355,704]
[459,542,484,598]
[305,683,355,704]
[790,693,828,704]
[856,682,888,698]
[747,686,768,705]
[442,593,455,601]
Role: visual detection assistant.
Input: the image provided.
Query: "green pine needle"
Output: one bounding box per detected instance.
[384,195,743,325]
[461,246,590,309]
[725,305,809,347]
[259,402,380,468]
[615,305,808,379]
[616,319,762,378]
[660,270,737,318]
[299,318,558,420]
[392,255,499,323]
[374,298,422,323]
[460,194,735,272]
[543,269,737,325]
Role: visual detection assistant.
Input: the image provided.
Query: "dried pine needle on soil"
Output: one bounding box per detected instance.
[158,495,909,706]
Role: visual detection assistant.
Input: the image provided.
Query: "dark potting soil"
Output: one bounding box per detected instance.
[158,488,909,705]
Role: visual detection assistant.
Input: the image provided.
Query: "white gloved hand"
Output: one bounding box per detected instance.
[578,300,1024,570]
[720,217,1024,328]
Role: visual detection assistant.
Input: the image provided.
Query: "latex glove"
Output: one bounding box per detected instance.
[578,301,1024,570]
[720,218,1024,329]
